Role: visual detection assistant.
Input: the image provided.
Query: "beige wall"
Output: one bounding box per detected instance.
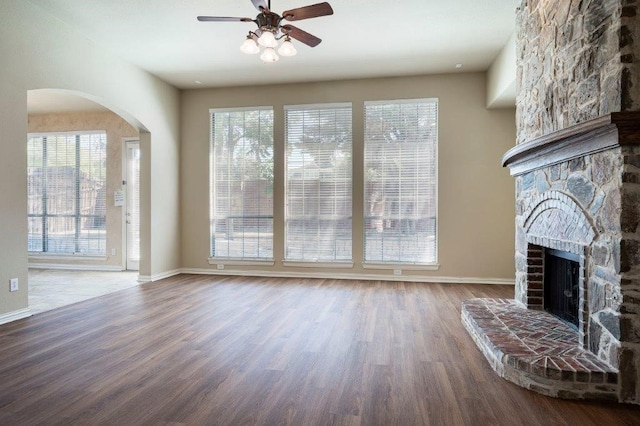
[487,32,516,109]
[181,73,516,282]
[0,80,29,318]
[27,111,138,269]
[0,1,180,319]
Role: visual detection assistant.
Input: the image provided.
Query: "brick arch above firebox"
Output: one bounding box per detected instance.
[522,190,597,253]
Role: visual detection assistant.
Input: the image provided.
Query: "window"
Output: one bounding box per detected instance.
[284,103,352,262]
[364,99,438,264]
[27,132,107,255]
[210,107,274,259]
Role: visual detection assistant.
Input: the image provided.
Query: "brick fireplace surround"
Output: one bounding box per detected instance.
[463,112,640,404]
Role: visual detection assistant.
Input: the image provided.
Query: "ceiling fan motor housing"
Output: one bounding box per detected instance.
[197,1,333,48]
[256,12,282,31]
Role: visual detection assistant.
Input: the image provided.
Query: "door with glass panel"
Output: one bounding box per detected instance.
[125,141,140,271]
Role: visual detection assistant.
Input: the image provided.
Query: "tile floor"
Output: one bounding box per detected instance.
[28,269,140,314]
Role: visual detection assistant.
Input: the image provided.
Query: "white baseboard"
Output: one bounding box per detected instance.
[29,263,124,272]
[0,308,32,326]
[27,264,513,286]
[179,268,514,285]
[138,269,181,283]
[422,276,514,285]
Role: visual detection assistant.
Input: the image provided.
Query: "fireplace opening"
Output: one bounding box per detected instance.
[544,248,580,328]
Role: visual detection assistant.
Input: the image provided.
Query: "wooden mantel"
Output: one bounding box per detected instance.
[502,112,640,176]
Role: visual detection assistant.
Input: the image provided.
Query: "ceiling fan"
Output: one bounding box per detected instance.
[197,0,334,62]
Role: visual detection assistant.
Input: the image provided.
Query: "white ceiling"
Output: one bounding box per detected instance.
[29,0,518,90]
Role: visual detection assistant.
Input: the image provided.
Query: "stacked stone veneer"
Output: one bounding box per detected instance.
[516,0,640,144]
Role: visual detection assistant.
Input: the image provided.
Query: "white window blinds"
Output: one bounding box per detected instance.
[210,107,274,259]
[364,99,438,264]
[27,132,107,254]
[284,103,352,262]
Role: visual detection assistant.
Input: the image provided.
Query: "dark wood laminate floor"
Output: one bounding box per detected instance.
[0,275,638,425]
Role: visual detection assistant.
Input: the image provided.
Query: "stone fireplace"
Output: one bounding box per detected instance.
[463,0,640,405]
[464,114,640,403]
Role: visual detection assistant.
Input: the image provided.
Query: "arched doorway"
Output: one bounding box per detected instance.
[26,89,145,313]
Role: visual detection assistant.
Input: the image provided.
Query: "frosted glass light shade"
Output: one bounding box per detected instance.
[260,47,279,62]
[240,37,259,54]
[258,30,278,48]
[277,39,297,57]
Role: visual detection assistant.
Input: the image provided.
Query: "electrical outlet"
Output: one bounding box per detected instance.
[393,269,402,276]
[217,264,224,270]
[111,248,117,256]
[9,278,18,292]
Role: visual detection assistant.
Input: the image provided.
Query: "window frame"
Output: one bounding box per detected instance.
[27,130,108,256]
[283,102,354,264]
[208,106,275,263]
[362,98,439,267]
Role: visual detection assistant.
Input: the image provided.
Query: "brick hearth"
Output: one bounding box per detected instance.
[462,298,618,401]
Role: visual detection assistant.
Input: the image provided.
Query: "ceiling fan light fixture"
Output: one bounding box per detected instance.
[260,47,280,62]
[240,36,260,54]
[197,1,334,62]
[278,37,297,57]
[257,29,278,48]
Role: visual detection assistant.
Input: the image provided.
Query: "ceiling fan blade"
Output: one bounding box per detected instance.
[281,24,321,47]
[282,2,333,21]
[251,0,269,12]
[197,16,254,22]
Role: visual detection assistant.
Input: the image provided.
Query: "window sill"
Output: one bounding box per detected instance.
[282,261,354,269]
[28,253,108,262]
[362,262,440,271]
[208,258,275,267]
